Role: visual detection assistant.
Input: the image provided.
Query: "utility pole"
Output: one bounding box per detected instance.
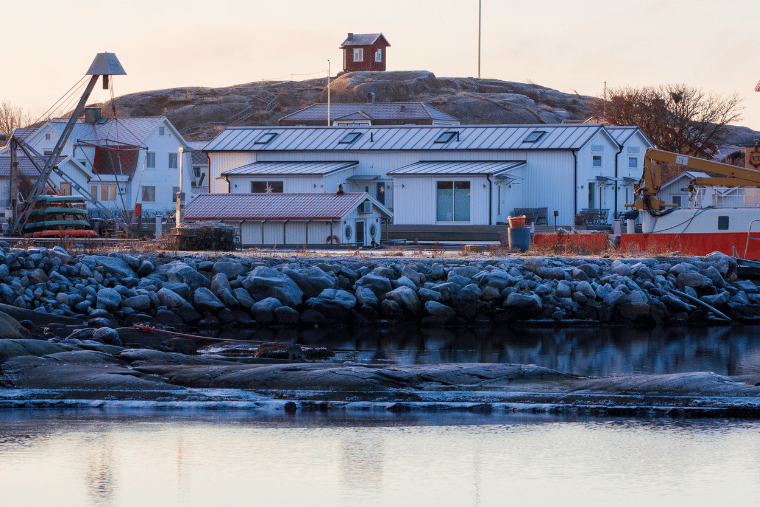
[478,0,481,79]
[327,60,331,126]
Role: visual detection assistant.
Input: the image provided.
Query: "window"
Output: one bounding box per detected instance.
[628,157,638,168]
[353,48,363,62]
[142,186,156,202]
[627,146,640,154]
[339,132,362,144]
[146,152,156,168]
[193,167,201,178]
[168,153,178,169]
[434,131,458,144]
[593,155,602,167]
[376,181,386,205]
[524,131,546,143]
[60,183,71,196]
[375,48,382,62]
[172,186,180,200]
[91,186,97,200]
[254,132,278,145]
[672,195,682,207]
[436,181,470,222]
[250,181,283,193]
[100,185,117,201]
[45,133,51,140]
[158,126,165,136]
[44,150,52,156]
[718,216,729,230]
[591,144,605,152]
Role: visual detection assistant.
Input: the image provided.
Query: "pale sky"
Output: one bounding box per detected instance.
[4,0,759,131]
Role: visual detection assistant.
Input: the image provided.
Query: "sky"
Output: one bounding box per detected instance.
[3,0,759,131]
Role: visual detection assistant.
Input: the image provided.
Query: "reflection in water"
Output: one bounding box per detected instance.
[83,434,117,507]
[3,413,758,507]
[209,325,760,376]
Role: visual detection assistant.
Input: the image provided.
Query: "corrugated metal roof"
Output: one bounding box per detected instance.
[0,155,67,177]
[388,160,525,176]
[221,161,358,176]
[605,126,653,147]
[205,124,607,152]
[279,103,458,123]
[339,33,390,47]
[184,192,388,221]
[187,141,209,165]
[46,117,167,148]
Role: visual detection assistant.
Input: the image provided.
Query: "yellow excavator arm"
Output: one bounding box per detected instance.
[630,148,760,212]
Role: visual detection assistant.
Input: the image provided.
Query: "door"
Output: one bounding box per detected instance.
[355,220,365,246]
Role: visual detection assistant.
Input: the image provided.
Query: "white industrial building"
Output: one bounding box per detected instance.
[184,192,392,247]
[203,124,652,229]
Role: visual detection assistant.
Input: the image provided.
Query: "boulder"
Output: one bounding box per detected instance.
[384,286,420,315]
[453,284,482,319]
[611,260,632,277]
[379,299,404,320]
[401,266,424,285]
[92,327,122,346]
[90,255,137,279]
[703,266,726,289]
[424,301,456,322]
[355,287,379,307]
[242,267,303,307]
[160,261,211,291]
[603,289,626,307]
[251,297,283,324]
[618,291,650,320]
[96,288,121,311]
[136,260,155,277]
[193,288,226,313]
[307,289,357,320]
[163,282,192,301]
[417,287,442,303]
[282,266,337,299]
[504,292,542,313]
[451,265,478,279]
[212,261,245,280]
[536,267,567,280]
[0,311,28,339]
[394,276,418,290]
[661,293,693,312]
[274,306,300,325]
[121,295,152,312]
[157,288,188,310]
[210,272,232,296]
[576,281,596,300]
[700,291,730,307]
[232,287,256,308]
[676,272,713,291]
[354,273,393,297]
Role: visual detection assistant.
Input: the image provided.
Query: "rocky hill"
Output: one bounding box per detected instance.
[103,70,759,145]
[104,71,595,141]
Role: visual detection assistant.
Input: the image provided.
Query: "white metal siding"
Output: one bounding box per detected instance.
[209,153,256,193]
[263,221,285,244]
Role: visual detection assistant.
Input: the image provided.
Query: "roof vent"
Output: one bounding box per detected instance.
[367,92,376,103]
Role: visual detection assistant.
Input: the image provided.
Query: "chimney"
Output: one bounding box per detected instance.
[367,92,376,103]
[337,183,345,195]
[347,33,353,41]
[84,106,101,124]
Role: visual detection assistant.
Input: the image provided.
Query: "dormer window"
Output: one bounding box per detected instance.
[435,131,459,144]
[254,132,278,145]
[353,48,364,62]
[524,131,546,143]
[339,132,362,144]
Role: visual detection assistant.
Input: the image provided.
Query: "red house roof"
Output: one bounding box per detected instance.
[185,192,391,221]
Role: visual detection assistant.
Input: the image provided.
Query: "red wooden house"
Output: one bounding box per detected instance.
[340,33,390,72]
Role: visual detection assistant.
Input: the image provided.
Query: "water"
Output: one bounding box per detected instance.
[204,324,760,377]
[0,411,758,507]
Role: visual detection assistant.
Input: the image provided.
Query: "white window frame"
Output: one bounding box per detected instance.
[250,181,284,193]
[375,48,382,62]
[353,48,363,62]
[142,186,156,202]
[168,153,178,169]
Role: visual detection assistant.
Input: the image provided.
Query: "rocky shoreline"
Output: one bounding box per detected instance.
[0,243,757,340]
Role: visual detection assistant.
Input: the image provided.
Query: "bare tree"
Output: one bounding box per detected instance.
[0,101,33,145]
[591,84,744,159]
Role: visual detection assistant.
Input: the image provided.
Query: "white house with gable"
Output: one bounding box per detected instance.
[10,107,192,216]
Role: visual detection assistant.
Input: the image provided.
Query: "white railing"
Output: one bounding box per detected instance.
[686,187,760,208]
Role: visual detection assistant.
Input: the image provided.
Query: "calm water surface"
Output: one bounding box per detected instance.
[0,412,758,507]
[207,324,760,376]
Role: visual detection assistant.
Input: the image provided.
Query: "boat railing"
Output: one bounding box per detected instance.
[686,187,760,209]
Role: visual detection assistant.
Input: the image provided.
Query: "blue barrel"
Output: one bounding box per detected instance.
[508,227,531,252]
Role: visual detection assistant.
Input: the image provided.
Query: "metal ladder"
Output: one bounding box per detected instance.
[744,219,760,260]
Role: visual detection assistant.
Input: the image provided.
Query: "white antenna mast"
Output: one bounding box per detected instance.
[478,0,481,79]
[327,60,331,126]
